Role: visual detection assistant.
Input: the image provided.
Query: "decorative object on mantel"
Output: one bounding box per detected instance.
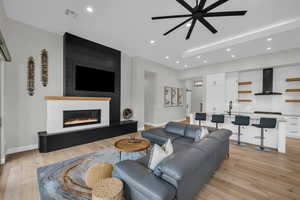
[27,56,35,96]
[123,108,133,120]
[41,49,48,87]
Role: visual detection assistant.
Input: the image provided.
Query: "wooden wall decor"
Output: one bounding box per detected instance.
[27,56,35,96]
[41,49,48,87]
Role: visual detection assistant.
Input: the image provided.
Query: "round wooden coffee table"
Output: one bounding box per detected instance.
[114,138,150,161]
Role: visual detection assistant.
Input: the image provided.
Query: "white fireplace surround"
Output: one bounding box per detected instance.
[46,97,110,134]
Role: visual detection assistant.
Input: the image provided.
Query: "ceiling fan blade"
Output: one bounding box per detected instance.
[197,17,217,33]
[204,11,247,17]
[152,14,192,20]
[186,19,197,40]
[198,0,207,10]
[176,0,194,13]
[164,17,193,36]
[196,0,199,7]
[203,0,229,13]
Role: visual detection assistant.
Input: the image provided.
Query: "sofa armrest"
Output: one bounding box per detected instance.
[113,160,176,200]
[155,147,208,187]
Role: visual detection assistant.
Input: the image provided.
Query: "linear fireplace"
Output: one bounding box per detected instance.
[63,109,101,128]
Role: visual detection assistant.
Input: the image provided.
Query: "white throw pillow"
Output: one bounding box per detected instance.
[148,139,173,170]
[194,127,209,142]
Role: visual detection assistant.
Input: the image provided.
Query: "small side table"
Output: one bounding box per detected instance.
[92,178,123,200]
[114,138,150,161]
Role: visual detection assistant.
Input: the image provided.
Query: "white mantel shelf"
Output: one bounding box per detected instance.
[45,96,111,101]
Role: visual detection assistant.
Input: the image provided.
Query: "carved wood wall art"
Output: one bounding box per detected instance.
[41,49,48,87]
[27,56,35,96]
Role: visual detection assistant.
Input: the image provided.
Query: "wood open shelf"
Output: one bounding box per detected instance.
[238,90,252,94]
[286,78,300,82]
[238,81,252,85]
[286,100,300,103]
[238,99,252,102]
[286,89,300,93]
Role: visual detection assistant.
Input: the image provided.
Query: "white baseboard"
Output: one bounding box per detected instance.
[6,144,38,155]
[145,118,186,128]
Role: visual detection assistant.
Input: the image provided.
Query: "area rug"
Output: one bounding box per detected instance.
[37,148,144,200]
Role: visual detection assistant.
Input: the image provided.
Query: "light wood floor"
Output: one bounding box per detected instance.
[0,130,300,200]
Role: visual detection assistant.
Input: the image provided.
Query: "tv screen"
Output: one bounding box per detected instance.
[75,65,115,92]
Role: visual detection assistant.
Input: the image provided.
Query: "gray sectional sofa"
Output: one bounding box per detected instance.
[113,122,232,200]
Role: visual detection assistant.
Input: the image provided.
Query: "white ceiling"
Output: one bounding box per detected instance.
[3,0,300,70]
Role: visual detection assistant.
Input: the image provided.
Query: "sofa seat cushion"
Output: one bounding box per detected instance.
[113,160,176,200]
[173,137,194,146]
[142,128,181,145]
[164,122,186,136]
[208,129,232,142]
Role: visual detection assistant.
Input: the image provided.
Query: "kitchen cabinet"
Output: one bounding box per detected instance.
[206,73,226,113]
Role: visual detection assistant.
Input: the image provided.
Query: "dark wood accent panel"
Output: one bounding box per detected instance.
[38,121,138,153]
[286,100,300,103]
[63,33,121,123]
[286,89,300,93]
[238,99,252,102]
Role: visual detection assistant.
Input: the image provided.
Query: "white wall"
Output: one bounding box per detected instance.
[132,57,185,129]
[120,53,133,120]
[181,48,300,80]
[144,71,156,124]
[238,65,300,115]
[2,18,63,152]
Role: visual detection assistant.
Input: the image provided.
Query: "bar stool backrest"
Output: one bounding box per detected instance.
[195,113,206,121]
[212,114,225,123]
[260,118,277,128]
[234,115,250,126]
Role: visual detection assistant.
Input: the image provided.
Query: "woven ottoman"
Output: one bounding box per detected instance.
[85,162,113,188]
[92,178,123,200]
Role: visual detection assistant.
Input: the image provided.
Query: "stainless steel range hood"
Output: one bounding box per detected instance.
[254,68,282,96]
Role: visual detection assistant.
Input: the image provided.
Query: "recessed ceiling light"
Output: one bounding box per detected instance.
[184,64,188,68]
[165,56,169,59]
[176,61,180,64]
[231,54,236,58]
[267,47,272,51]
[226,48,231,52]
[197,55,201,59]
[150,40,155,44]
[203,60,208,63]
[186,23,191,27]
[86,6,94,13]
[267,38,272,42]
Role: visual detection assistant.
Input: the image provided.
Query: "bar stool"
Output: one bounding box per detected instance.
[211,114,225,129]
[252,118,277,152]
[231,115,250,146]
[195,113,206,126]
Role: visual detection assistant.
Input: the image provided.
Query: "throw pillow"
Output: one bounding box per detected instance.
[194,127,209,142]
[148,139,173,170]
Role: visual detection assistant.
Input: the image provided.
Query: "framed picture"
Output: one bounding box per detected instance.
[177,88,184,106]
[164,87,172,107]
[171,87,178,106]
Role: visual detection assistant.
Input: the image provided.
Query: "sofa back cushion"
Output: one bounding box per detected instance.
[184,125,201,139]
[164,122,186,136]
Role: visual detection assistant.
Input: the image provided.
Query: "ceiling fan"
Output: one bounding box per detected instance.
[152,0,247,40]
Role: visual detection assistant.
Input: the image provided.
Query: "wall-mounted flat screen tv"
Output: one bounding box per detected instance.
[75,65,115,92]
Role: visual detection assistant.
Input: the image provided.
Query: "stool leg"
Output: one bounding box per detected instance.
[199,120,201,127]
[255,128,272,152]
[234,126,246,146]
[216,123,218,129]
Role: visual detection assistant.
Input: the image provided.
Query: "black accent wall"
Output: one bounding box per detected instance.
[63,33,121,123]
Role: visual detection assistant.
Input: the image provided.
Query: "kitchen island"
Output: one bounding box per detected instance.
[190,112,288,153]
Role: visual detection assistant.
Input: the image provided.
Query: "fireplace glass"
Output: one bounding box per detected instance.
[63,109,101,128]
